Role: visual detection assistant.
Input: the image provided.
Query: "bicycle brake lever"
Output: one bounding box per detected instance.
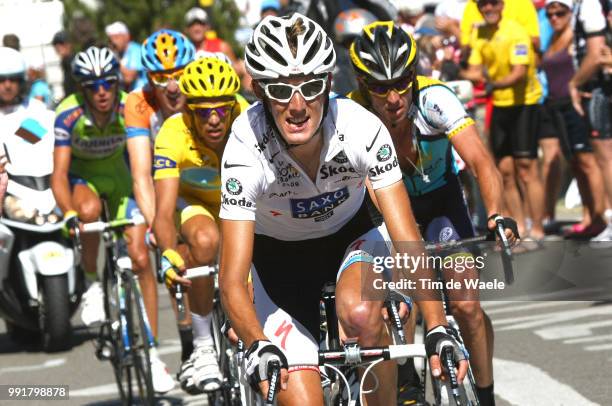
[442,346,462,406]
[265,359,281,405]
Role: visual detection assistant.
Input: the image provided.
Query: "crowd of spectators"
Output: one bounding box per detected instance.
[3,0,611,241]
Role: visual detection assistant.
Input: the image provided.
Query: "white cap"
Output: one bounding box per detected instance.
[105,21,129,36]
[0,47,26,77]
[545,0,573,8]
[185,7,208,25]
[396,0,425,16]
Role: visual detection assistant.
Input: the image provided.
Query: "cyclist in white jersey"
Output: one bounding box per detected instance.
[219,13,467,406]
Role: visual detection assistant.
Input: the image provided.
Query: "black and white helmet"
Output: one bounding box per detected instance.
[72,46,120,82]
[245,13,336,80]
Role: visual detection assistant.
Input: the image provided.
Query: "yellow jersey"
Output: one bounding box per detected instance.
[153,113,222,215]
[460,0,539,46]
[468,19,542,107]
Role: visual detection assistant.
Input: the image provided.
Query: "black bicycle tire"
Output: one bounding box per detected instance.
[125,274,155,405]
[101,261,129,404]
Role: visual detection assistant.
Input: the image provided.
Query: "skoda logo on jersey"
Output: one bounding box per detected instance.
[290,187,350,221]
[226,178,242,195]
[376,144,392,162]
[332,151,348,164]
[439,226,456,242]
[369,156,399,177]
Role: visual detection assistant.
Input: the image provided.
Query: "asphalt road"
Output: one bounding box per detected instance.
[1,242,611,406]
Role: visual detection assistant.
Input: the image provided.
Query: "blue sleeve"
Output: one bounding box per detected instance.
[125,42,143,71]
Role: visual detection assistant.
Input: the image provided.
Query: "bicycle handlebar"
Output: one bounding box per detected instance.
[318,343,426,366]
[174,266,218,322]
[81,215,146,233]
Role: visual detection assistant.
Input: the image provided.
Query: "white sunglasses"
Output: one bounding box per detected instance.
[262,78,327,103]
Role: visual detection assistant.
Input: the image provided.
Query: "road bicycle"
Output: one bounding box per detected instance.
[73,198,155,405]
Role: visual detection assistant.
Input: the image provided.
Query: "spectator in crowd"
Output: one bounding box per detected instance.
[332,8,377,95]
[434,0,468,39]
[27,61,52,107]
[460,0,540,49]
[2,33,20,51]
[184,7,238,63]
[568,0,612,243]
[105,21,147,91]
[260,0,281,18]
[462,0,546,240]
[396,0,436,35]
[541,0,607,236]
[52,31,76,98]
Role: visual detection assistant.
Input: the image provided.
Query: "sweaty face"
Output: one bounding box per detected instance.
[83,80,118,113]
[151,72,187,117]
[263,75,328,146]
[364,77,413,128]
[189,96,234,149]
[0,76,21,105]
[478,0,504,25]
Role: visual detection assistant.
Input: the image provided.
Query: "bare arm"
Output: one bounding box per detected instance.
[461,64,485,83]
[450,125,503,217]
[127,137,155,225]
[489,64,527,90]
[374,181,447,328]
[50,146,75,213]
[571,35,606,87]
[365,177,381,212]
[219,219,266,347]
[153,177,179,251]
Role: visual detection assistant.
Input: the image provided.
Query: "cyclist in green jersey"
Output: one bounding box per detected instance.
[51,46,173,393]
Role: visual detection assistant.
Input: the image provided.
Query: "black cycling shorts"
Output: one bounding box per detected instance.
[538,102,557,140]
[548,98,592,157]
[251,201,375,342]
[490,104,540,159]
[586,89,612,140]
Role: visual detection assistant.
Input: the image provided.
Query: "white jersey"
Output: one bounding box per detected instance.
[219,97,402,241]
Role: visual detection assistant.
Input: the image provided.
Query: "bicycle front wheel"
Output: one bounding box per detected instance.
[124,273,155,405]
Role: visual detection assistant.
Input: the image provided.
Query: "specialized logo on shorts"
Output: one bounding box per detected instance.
[290,187,350,221]
[376,144,392,162]
[332,151,349,164]
[368,156,399,177]
[153,155,177,170]
[514,44,528,56]
[439,226,455,242]
[222,193,253,207]
[225,178,242,195]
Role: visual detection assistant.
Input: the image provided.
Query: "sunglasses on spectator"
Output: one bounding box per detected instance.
[149,69,184,88]
[188,101,235,119]
[477,0,500,6]
[366,76,414,98]
[0,75,22,83]
[546,10,569,19]
[82,76,119,92]
[262,77,327,103]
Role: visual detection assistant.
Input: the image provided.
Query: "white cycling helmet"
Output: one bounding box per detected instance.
[72,46,119,81]
[245,13,336,80]
[0,47,26,78]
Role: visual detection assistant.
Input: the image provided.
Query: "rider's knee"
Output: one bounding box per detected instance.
[450,301,483,323]
[129,249,151,273]
[76,198,101,222]
[190,228,219,264]
[342,301,383,340]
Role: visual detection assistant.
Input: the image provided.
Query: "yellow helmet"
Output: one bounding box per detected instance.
[179,57,240,99]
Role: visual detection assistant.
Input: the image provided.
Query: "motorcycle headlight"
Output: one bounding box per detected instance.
[4,195,38,222]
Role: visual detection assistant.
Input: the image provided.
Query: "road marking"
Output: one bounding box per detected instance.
[493,305,612,331]
[0,358,66,374]
[485,301,575,315]
[493,358,599,406]
[535,320,612,340]
[564,334,612,344]
[584,343,612,352]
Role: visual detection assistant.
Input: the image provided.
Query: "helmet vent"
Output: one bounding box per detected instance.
[303,31,321,65]
[199,78,208,90]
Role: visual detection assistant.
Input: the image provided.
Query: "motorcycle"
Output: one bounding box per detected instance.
[0,108,82,352]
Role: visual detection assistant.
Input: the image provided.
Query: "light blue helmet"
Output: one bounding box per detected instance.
[141,29,195,72]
